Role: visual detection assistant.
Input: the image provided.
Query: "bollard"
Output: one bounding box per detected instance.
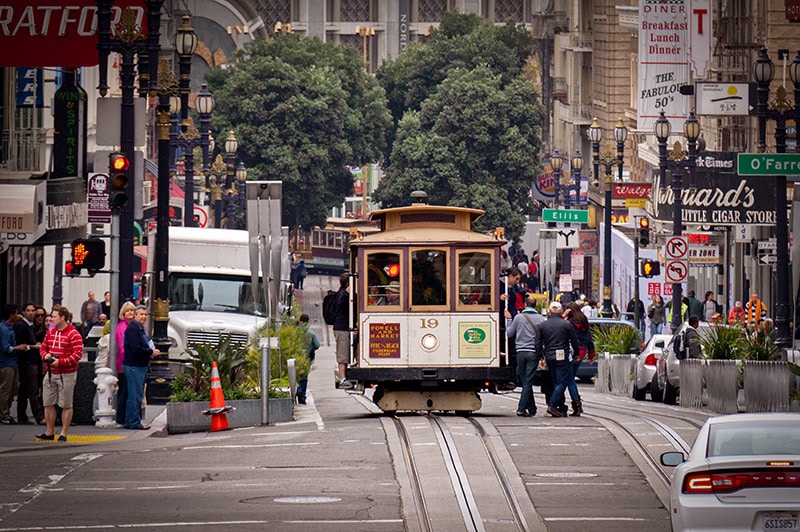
[287,358,297,402]
[93,367,119,427]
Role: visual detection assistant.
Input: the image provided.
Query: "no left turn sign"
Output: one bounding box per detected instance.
[665,260,688,283]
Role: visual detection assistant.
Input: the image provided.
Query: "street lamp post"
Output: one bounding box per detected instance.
[614,118,628,183]
[236,162,247,216]
[597,143,618,317]
[752,47,800,346]
[173,15,198,227]
[224,130,239,228]
[550,149,563,207]
[356,25,375,73]
[196,82,215,206]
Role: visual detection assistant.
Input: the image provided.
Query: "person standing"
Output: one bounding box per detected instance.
[1,305,26,425]
[682,315,702,359]
[14,302,44,425]
[745,293,767,326]
[333,273,354,389]
[506,295,545,416]
[123,305,159,429]
[295,260,308,290]
[536,301,580,418]
[296,313,320,405]
[647,295,667,335]
[37,306,83,441]
[627,297,646,334]
[727,300,745,325]
[80,291,102,338]
[702,291,718,322]
[687,291,703,321]
[114,301,136,425]
[101,291,112,319]
[564,302,594,416]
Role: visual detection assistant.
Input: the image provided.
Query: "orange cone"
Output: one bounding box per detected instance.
[202,362,234,432]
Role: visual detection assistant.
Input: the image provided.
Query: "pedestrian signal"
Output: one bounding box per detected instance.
[641,259,660,278]
[64,261,76,276]
[71,238,106,275]
[639,218,650,246]
[109,152,130,209]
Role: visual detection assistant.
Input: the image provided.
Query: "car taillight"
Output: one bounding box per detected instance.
[683,470,800,494]
[644,354,658,366]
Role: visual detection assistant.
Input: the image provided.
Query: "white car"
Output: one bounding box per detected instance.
[661,413,800,531]
[632,333,671,400]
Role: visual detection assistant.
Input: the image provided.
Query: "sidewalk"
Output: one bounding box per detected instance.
[0,404,168,453]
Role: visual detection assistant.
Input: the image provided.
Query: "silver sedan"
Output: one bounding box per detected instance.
[661,413,800,531]
[632,333,672,400]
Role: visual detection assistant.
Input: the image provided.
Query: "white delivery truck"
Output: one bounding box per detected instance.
[145,226,269,367]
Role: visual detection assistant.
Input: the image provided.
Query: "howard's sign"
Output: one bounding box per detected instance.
[0,1,146,67]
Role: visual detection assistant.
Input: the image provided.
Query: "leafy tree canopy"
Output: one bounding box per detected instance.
[207,35,392,230]
[375,66,543,239]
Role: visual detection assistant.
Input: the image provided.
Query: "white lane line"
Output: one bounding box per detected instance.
[544,517,647,521]
[180,442,319,450]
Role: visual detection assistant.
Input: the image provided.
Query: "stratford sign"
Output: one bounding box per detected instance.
[0,1,146,67]
[653,151,777,226]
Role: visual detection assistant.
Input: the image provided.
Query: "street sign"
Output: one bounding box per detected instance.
[696,82,751,116]
[555,228,579,249]
[665,260,689,283]
[665,236,689,260]
[542,208,589,224]
[758,254,777,265]
[737,153,800,176]
[87,173,111,224]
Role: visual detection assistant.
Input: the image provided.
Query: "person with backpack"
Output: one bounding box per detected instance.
[676,316,701,360]
[332,273,353,389]
[506,295,545,417]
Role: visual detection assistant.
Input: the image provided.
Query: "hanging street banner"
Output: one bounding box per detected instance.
[688,0,712,79]
[652,151,778,226]
[637,0,691,131]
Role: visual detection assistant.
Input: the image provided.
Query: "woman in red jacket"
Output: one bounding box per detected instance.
[37,306,83,442]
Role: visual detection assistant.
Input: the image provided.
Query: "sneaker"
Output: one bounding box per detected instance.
[57,435,67,442]
[338,379,354,390]
[516,411,531,417]
[36,433,55,441]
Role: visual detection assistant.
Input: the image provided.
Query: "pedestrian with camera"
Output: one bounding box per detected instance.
[37,306,83,442]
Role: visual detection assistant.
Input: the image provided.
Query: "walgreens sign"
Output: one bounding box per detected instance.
[0,1,146,67]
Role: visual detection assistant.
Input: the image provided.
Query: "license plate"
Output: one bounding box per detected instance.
[763,513,799,531]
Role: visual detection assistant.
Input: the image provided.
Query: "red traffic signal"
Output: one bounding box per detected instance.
[64,261,75,276]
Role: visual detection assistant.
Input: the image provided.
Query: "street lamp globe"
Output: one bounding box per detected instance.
[684,111,700,141]
[753,47,775,84]
[550,149,563,171]
[614,118,628,143]
[169,94,181,116]
[224,130,238,155]
[236,162,247,183]
[209,134,215,153]
[653,111,671,141]
[571,149,583,171]
[175,15,198,56]
[588,117,602,143]
[789,49,800,85]
[196,82,215,115]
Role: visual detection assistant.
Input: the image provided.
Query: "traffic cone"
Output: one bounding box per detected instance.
[202,362,234,432]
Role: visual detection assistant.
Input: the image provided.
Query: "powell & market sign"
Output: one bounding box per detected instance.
[653,151,777,226]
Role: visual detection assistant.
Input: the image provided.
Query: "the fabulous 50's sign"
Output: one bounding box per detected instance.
[0,1,146,67]
[652,151,777,226]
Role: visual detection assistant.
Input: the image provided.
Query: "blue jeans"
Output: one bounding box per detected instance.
[548,360,572,408]
[516,351,538,414]
[123,365,147,428]
[566,362,580,402]
[650,322,662,335]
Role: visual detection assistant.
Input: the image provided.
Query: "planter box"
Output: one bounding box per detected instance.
[166,398,294,434]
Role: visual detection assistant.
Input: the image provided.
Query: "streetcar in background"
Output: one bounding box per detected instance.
[345,193,513,414]
[305,217,380,273]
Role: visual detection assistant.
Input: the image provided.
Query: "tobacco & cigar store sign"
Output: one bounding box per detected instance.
[653,151,777,226]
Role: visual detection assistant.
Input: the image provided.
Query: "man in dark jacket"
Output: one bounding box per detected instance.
[14,302,44,424]
[536,301,580,417]
[333,273,353,389]
[123,306,159,429]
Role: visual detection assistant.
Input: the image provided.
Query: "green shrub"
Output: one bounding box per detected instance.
[698,325,744,360]
[740,328,783,361]
[592,324,642,355]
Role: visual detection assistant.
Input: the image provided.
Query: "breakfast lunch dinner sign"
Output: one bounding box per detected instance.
[638,0,691,131]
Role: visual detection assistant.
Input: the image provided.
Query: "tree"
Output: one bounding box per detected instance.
[375,66,543,239]
[207,35,392,232]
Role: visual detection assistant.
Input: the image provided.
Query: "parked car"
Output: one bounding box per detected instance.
[632,333,672,400]
[661,413,800,531]
[653,322,713,404]
[579,318,642,383]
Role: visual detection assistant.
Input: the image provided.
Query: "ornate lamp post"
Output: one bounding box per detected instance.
[356,25,375,73]
[571,149,583,206]
[175,15,197,124]
[209,154,226,228]
[752,47,800,346]
[224,130,239,228]
[597,143,618,317]
[196,82,215,204]
[614,118,627,183]
[550,149,563,207]
[236,162,247,217]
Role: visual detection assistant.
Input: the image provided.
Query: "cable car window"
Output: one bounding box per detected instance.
[366,251,402,308]
[458,251,492,306]
[411,249,447,306]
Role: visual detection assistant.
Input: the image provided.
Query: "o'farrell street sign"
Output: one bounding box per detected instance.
[542,208,589,224]
[737,154,800,176]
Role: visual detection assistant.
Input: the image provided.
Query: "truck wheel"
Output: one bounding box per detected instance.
[664,381,678,405]
[650,373,663,403]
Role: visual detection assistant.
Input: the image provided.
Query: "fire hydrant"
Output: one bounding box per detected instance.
[94,367,119,428]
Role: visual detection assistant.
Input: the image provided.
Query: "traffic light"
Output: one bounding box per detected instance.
[70,238,106,275]
[108,152,130,209]
[641,259,660,278]
[639,217,650,246]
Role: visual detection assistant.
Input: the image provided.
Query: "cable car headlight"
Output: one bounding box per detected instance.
[421,333,438,351]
